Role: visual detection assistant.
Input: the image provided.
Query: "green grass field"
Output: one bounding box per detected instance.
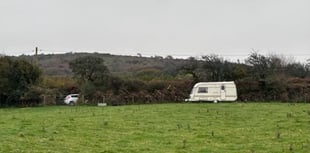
[0,103,309,153]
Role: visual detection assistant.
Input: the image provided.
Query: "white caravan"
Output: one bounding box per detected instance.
[185,81,237,103]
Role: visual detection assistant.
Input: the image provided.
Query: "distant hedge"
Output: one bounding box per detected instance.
[86,79,194,105]
[237,77,310,102]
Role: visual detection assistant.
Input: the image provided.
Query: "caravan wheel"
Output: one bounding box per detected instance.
[213,100,218,103]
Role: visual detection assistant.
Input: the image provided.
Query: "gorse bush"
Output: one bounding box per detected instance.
[0,57,41,106]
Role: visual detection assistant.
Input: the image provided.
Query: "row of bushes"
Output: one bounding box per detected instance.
[40,76,309,105]
[80,79,194,105]
[3,77,310,107]
[16,76,193,106]
[237,77,310,102]
[8,74,310,106]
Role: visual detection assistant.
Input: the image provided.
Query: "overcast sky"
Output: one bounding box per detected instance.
[1,0,309,62]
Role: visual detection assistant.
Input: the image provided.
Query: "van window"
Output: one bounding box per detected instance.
[71,95,79,98]
[198,87,208,93]
[221,85,225,90]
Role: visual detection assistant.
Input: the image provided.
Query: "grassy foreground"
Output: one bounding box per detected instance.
[0,103,309,153]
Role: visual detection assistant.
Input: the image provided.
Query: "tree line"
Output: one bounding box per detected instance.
[182,53,310,101]
[1,52,309,107]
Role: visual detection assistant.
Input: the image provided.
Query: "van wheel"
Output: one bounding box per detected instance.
[69,101,75,106]
[213,100,218,103]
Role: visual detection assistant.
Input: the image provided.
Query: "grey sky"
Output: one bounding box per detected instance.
[1,0,309,62]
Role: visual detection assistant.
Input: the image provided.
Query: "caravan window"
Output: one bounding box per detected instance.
[221,85,225,90]
[198,87,208,93]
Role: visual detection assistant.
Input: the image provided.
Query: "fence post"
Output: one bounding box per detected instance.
[82,95,85,104]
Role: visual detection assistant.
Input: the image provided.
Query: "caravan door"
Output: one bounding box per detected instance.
[220,84,226,100]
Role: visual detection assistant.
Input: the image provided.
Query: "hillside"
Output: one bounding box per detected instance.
[18,53,187,76]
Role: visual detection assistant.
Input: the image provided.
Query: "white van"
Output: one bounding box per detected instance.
[185,81,237,103]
